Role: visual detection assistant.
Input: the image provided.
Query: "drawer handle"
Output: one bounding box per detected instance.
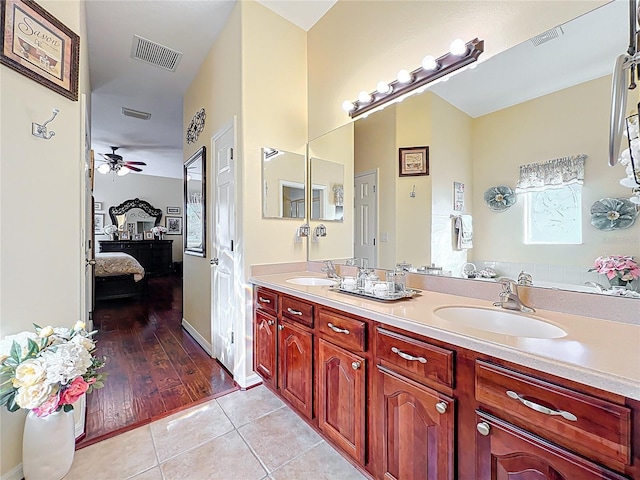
[391,347,427,364]
[258,297,271,304]
[506,390,578,422]
[287,308,303,316]
[327,322,350,335]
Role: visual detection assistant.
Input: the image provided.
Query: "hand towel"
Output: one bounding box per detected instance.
[454,214,473,249]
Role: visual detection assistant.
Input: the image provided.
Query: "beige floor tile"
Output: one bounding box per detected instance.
[64,426,157,480]
[161,430,267,480]
[217,385,285,427]
[127,466,163,480]
[271,442,367,480]
[238,406,322,472]
[150,399,235,461]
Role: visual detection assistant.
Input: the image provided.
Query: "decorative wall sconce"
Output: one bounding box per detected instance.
[342,38,484,118]
[32,108,59,140]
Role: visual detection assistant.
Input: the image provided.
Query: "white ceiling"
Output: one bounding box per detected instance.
[86,0,334,179]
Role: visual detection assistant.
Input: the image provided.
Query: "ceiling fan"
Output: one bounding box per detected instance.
[97,146,147,176]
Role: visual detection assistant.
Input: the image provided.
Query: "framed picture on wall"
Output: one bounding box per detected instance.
[0,0,80,100]
[94,213,104,234]
[166,216,182,235]
[399,146,429,176]
[167,206,181,215]
[94,201,103,211]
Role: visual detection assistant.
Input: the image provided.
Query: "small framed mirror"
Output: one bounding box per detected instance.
[310,157,345,222]
[261,147,306,219]
[184,146,206,257]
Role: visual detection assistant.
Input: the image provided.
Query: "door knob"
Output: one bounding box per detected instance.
[476,422,491,436]
[435,401,448,414]
[85,258,96,266]
[351,361,361,370]
[210,258,219,265]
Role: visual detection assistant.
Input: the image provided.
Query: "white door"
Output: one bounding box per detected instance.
[211,123,235,372]
[354,170,377,267]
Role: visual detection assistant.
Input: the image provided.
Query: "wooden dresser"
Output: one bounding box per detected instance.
[99,240,173,276]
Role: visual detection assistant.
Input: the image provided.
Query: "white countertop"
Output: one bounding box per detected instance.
[251,271,640,400]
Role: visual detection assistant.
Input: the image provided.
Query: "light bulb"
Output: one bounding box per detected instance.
[397,69,412,83]
[117,166,130,176]
[358,91,372,103]
[376,81,391,94]
[97,163,111,174]
[449,39,467,56]
[421,55,438,71]
[342,100,355,112]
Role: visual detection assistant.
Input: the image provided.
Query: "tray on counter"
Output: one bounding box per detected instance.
[329,285,421,302]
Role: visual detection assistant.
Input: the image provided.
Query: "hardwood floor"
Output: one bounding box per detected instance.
[78,275,237,448]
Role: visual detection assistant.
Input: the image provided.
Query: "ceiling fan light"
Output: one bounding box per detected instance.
[117,166,131,176]
[97,163,111,174]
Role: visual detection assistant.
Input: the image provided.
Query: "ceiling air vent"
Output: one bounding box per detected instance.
[131,35,183,71]
[530,26,564,47]
[121,107,151,120]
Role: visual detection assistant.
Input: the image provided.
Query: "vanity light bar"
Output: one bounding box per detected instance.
[345,38,484,118]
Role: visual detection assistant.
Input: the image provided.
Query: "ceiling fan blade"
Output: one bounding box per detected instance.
[124,161,147,166]
[126,166,144,172]
[98,153,112,162]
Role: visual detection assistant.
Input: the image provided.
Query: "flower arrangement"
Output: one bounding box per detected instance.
[103,224,118,235]
[589,255,640,287]
[0,322,106,417]
[151,226,167,236]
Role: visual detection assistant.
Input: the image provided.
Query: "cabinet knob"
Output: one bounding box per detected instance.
[278,324,285,331]
[435,401,448,414]
[351,361,361,370]
[267,320,274,326]
[476,422,491,436]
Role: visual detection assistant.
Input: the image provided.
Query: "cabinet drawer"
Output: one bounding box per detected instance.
[318,308,366,352]
[376,327,454,389]
[475,361,631,470]
[281,295,314,328]
[254,287,278,316]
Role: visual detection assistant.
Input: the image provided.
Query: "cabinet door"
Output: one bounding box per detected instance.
[254,310,277,388]
[475,411,629,480]
[278,320,313,419]
[378,366,454,480]
[318,338,366,465]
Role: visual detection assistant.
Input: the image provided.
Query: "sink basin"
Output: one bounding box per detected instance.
[286,277,337,286]
[433,306,567,339]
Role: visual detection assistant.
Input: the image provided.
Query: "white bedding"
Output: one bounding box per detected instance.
[95,252,145,282]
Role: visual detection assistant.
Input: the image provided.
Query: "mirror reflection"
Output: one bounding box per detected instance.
[311,0,640,297]
[262,147,306,219]
[108,198,162,239]
[310,157,344,222]
[184,147,206,257]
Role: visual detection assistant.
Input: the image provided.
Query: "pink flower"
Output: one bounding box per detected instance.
[32,392,60,417]
[60,377,89,405]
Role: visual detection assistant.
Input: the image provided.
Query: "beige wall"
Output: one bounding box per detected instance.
[0,1,89,475]
[94,173,184,262]
[472,75,639,267]
[183,3,242,346]
[307,0,607,140]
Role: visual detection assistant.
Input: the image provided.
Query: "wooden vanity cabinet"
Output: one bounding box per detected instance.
[254,297,277,388]
[278,319,313,418]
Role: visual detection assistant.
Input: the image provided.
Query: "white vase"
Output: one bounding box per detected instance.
[22,409,75,480]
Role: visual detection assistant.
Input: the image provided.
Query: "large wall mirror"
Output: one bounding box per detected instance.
[109,198,162,239]
[261,147,306,219]
[184,146,206,257]
[309,0,640,297]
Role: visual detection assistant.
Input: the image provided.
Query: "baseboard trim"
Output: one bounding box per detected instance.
[181,318,213,356]
[1,464,23,480]
[237,373,262,390]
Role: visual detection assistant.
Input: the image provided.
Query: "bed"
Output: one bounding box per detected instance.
[94,252,147,301]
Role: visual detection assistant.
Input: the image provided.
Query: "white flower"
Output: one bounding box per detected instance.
[73,321,85,332]
[16,383,52,409]
[103,225,118,235]
[0,332,38,358]
[13,359,46,388]
[70,334,94,352]
[41,343,93,385]
[38,326,54,338]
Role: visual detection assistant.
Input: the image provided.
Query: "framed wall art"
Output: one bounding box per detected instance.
[94,213,104,234]
[399,146,429,177]
[166,216,182,235]
[94,201,103,211]
[1,0,80,100]
[166,206,181,215]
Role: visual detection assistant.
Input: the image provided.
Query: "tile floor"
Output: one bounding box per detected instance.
[64,386,367,480]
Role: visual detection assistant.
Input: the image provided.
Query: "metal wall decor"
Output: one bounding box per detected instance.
[186,108,206,144]
[590,197,638,230]
[484,185,516,212]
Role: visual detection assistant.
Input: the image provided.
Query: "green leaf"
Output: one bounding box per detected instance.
[63,404,74,413]
[9,341,22,362]
[93,381,104,389]
[33,323,42,330]
[26,338,40,358]
[7,392,18,411]
[3,357,18,368]
[0,389,15,405]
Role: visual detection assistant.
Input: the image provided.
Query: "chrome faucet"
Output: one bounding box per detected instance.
[322,260,341,280]
[517,270,533,286]
[585,281,606,293]
[494,277,535,313]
